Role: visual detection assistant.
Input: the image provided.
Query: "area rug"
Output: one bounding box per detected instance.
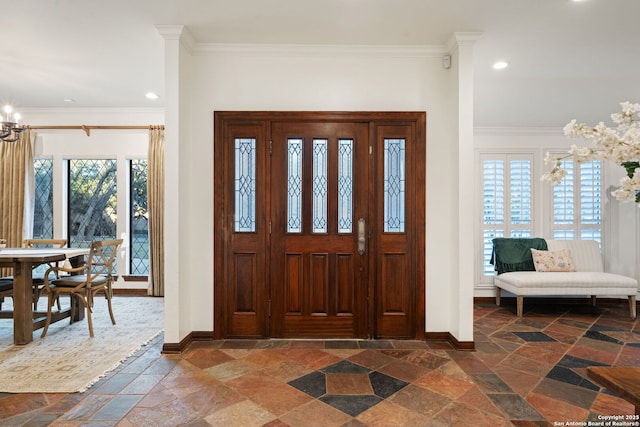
[0,296,163,393]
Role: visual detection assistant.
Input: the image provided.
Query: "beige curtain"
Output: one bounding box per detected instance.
[147,127,164,296]
[0,129,35,248]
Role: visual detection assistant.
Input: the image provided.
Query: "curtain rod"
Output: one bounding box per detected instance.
[26,125,164,137]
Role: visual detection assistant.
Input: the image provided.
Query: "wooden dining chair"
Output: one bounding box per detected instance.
[23,239,68,310]
[23,239,68,248]
[40,239,123,338]
[0,277,13,310]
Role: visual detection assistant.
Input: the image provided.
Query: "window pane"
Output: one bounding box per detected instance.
[337,139,353,233]
[483,160,504,224]
[68,159,117,248]
[130,160,149,275]
[510,160,531,224]
[287,138,303,233]
[580,161,601,225]
[33,159,54,239]
[480,155,532,279]
[234,138,256,232]
[551,157,601,241]
[553,160,574,224]
[384,138,405,232]
[312,139,328,233]
[483,229,504,275]
[553,229,575,240]
[581,228,601,244]
[510,229,532,238]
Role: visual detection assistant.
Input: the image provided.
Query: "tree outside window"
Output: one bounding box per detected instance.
[68,159,117,247]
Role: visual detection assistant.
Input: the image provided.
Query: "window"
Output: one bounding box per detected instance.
[33,158,149,277]
[32,159,55,277]
[384,138,405,232]
[312,139,328,233]
[480,154,533,280]
[68,159,117,247]
[130,160,149,275]
[33,159,54,239]
[287,138,303,233]
[234,138,256,233]
[337,139,353,233]
[478,151,603,284]
[550,157,601,243]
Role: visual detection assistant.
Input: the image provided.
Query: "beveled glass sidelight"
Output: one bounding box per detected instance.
[234,138,256,232]
[337,139,353,233]
[384,138,405,232]
[312,139,328,233]
[287,138,303,233]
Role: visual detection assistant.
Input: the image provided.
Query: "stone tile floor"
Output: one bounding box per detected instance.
[0,299,639,426]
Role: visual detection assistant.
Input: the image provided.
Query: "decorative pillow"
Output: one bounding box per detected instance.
[530,248,576,272]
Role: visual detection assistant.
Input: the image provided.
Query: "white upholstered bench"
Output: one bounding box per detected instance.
[494,240,638,318]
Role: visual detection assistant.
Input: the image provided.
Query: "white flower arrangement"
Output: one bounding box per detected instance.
[542,101,640,205]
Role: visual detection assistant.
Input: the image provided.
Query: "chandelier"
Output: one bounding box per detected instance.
[1,105,25,142]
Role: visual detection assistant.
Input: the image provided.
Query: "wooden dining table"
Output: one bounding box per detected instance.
[587,366,640,416]
[0,247,90,345]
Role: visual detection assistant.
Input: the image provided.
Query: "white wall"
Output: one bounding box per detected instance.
[19,38,637,345]
[22,35,483,345]
[160,38,474,344]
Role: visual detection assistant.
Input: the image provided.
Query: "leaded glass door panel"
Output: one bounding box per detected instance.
[270,121,369,338]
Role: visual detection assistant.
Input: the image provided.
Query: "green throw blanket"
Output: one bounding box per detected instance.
[491,238,548,275]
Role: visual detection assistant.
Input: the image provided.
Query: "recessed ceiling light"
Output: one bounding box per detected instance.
[63,98,75,103]
[145,92,159,100]
[492,61,509,70]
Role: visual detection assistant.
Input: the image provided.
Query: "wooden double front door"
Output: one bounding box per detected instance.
[214,112,425,339]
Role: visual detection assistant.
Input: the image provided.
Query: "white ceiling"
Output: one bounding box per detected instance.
[2,0,639,128]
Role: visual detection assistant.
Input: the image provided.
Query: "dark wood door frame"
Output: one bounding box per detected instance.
[213,111,426,340]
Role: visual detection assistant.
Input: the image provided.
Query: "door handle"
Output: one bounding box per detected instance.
[357,218,366,255]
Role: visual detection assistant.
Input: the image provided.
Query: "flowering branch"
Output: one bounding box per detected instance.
[542,101,640,205]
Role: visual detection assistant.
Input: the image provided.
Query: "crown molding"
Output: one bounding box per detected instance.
[193,43,447,58]
[155,25,196,53]
[445,32,483,52]
[20,107,164,115]
[155,24,185,39]
[474,126,564,137]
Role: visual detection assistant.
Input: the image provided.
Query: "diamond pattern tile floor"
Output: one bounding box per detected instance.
[1,298,639,426]
[289,360,409,416]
